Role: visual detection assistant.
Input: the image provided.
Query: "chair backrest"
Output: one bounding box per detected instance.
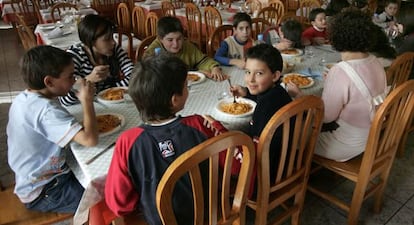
[250,95,324,225]
[268,0,285,14]
[32,0,54,23]
[91,0,121,23]
[298,0,321,25]
[258,6,283,26]
[0,182,73,224]
[117,2,131,31]
[280,12,309,29]
[156,131,255,225]
[134,35,156,63]
[15,13,37,51]
[145,12,159,37]
[171,0,184,8]
[207,24,233,58]
[245,0,262,14]
[131,5,146,40]
[251,17,270,40]
[386,52,414,93]
[185,2,203,49]
[161,0,176,16]
[10,0,38,27]
[204,6,222,47]
[50,2,78,23]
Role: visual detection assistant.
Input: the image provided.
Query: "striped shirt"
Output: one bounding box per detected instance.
[59,43,134,106]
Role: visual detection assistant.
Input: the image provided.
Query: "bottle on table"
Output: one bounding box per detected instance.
[254,34,265,45]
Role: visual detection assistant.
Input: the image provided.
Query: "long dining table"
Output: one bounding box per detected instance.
[66,46,341,224]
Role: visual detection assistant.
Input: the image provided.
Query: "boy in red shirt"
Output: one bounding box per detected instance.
[302,8,328,46]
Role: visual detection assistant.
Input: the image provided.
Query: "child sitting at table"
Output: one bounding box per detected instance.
[143,16,226,81]
[231,43,292,182]
[7,46,98,213]
[214,12,254,69]
[263,19,303,51]
[105,54,228,225]
[302,8,329,46]
[373,0,399,29]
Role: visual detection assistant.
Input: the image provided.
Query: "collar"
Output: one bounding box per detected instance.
[313,25,325,32]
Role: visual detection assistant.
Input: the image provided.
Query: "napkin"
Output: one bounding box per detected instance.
[47,27,63,38]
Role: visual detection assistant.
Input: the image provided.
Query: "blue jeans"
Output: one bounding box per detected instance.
[25,171,84,213]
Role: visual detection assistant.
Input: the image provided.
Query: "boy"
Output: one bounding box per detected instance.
[231,44,292,182]
[105,55,227,225]
[214,12,254,69]
[373,0,399,29]
[143,16,226,81]
[263,19,303,51]
[302,8,328,46]
[7,46,98,213]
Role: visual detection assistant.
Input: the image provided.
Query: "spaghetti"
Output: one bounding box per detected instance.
[101,88,125,101]
[282,74,312,88]
[187,73,201,82]
[96,114,121,133]
[220,102,253,115]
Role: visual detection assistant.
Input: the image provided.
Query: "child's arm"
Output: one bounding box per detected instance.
[72,79,98,147]
[214,41,232,66]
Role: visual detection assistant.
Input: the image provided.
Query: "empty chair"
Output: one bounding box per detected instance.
[131,5,146,40]
[32,0,55,23]
[156,131,255,225]
[185,2,203,50]
[298,0,321,26]
[161,0,176,16]
[246,96,324,225]
[258,6,284,26]
[91,0,120,23]
[10,0,38,27]
[15,14,37,51]
[268,0,285,14]
[244,0,262,14]
[116,2,139,60]
[145,12,159,37]
[207,24,233,58]
[251,17,270,40]
[50,2,78,23]
[308,80,414,225]
[204,6,222,48]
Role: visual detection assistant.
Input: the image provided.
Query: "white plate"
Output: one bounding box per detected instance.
[282,73,314,89]
[280,48,304,58]
[187,71,206,86]
[97,87,128,104]
[38,24,55,30]
[96,113,125,137]
[215,97,256,118]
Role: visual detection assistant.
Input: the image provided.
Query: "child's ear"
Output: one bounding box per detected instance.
[43,75,54,88]
[272,71,281,83]
[171,94,179,108]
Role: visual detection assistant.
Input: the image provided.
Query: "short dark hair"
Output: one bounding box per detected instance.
[78,14,114,49]
[309,8,326,21]
[385,0,399,7]
[129,54,188,121]
[157,16,184,38]
[329,8,374,52]
[325,0,350,16]
[280,19,303,48]
[232,12,252,27]
[21,46,73,90]
[246,44,283,73]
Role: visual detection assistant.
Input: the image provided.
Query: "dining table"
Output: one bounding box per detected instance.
[66,46,341,225]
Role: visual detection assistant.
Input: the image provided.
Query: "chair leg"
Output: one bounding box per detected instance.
[397,130,408,157]
[347,183,367,225]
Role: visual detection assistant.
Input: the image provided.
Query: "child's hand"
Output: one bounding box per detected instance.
[286,81,302,98]
[230,85,247,97]
[209,66,227,81]
[87,65,110,83]
[202,114,217,124]
[76,78,95,103]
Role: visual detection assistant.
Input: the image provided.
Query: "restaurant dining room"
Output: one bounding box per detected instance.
[1,0,414,224]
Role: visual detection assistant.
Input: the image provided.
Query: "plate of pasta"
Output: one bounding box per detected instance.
[187,71,206,86]
[96,113,125,137]
[215,97,256,118]
[282,73,314,89]
[97,87,128,104]
[280,48,303,58]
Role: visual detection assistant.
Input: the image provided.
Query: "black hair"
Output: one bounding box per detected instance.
[385,0,399,7]
[21,46,73,90]
[280,19,303,49]
[157,16,184,38]
[246,43,283,73]
[325,0,350,16]
[309,8,326,21]
[371,24,396,59]
[129,54,188,121]
[232,12,252,27]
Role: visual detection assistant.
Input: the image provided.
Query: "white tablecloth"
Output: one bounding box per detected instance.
[34,23,80,49]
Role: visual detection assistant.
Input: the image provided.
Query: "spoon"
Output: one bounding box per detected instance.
[227,78,236,103]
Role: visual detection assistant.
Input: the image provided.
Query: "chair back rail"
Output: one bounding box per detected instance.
[207,24,233,58]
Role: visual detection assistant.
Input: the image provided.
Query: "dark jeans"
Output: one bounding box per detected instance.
[25,171,84,213]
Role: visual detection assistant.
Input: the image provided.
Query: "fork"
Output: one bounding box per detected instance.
[227,78,236,103]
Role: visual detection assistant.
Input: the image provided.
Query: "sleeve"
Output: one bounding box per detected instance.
[142,39,160,59]
[189,43,220,71]
[373,13,389,28]
[105,130,142,216]
[301,27,314,43]
[115,45,134,87]
[59,48,83,106]
[214,41,231,66]
[321,66,350,123]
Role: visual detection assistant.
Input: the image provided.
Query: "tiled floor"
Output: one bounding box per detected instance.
[0,26,414,225]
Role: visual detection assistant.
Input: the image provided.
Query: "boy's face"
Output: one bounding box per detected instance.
[233,21,252,43]
[160,32,184,54]
[244,58,280,95]
[385,3,398,16]
[312,13,327,30]
[48,63,76,96]
[93,33,116,57]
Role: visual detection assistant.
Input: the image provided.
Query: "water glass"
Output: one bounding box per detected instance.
[305,46,314,58]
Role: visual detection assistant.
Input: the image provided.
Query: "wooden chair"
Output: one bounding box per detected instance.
[185,2,203,50]
[386,52,414,157]
[0,181,73,225]
[280,12,309,29]
[268,0,285,14]
[204,6,222,48]
[251,17,270,40]
[134,35,156,62]
[308,80,414,225]
[171,0,184,8]
[131,5,146,40]
[246,96,324,225]
[91,0,121,23]
[32,0,54,24]
[161,0,175,16]
[244,0,262,14]
[50,2,78,23]
[89,199,149,225]
[258,6,284,26]
[145,12,159,37]
[10,0,38,27]
[116,2,134,59]
[15,14,37,51]
[298,0,321,26]
[156,131,255,225]
[207,24,233,58]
